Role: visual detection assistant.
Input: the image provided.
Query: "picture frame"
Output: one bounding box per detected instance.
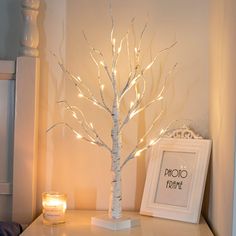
[140,131,211,224]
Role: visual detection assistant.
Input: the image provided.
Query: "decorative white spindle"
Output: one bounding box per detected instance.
[13,0,40,224]
[20,0,40,57]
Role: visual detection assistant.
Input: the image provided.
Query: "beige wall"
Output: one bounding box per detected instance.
[204,0,236,235]
[37,0,210,213]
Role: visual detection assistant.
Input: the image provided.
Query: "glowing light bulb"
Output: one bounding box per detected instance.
[130,101,134,109]
[78,93,84,98]
[112,38,116,45]
[130,80,136,87]
[160,129,165,135]
[157,96,164,100]
[146,61,154,70]
[100,61,105,67]
[76,133,82,139]
[72,113,77,119]
[100,84,105,91]
[135,150,141,157]
[149,139,155,146]
[129,112,135,119]
[90,123,94,128]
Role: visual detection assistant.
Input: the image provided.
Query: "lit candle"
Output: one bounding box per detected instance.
[42,192,67,225]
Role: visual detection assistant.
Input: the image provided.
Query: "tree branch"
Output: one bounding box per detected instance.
[119,41,177,101]
[121,119,175,169]
[121,62,177,128]
[55,100,112,153]
[89,52,112,113]
[83,31,113,83]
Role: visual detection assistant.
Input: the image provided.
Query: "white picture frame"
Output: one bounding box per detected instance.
[140,137,211,223]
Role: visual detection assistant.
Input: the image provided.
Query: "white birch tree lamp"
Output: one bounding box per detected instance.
[48,16,176,230]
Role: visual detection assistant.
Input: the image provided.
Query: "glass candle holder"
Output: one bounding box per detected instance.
[42,192,67,225]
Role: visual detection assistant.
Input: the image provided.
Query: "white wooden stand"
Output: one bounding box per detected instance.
[91,214,140,230]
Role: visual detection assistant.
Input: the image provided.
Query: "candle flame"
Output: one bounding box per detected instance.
[42,193,67,211]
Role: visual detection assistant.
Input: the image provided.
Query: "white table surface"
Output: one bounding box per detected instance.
[21,210,213,236]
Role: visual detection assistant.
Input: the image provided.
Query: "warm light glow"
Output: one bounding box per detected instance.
[130,80,136,87]
[160,129,165,135]
[78,93,84,98]
[73,130,82,139]
[145,61,154,70]
[76,134,82,139]
[149,139,155,146]
[117,46,122,54]
[43,198,65,208]
[130,101,134,109]
[129,112,135,119]
[135,150,141,157]
[42,193,67,210]
[42,192,67,225]
[100,61,105,67]
[72,112,77,119]
[100,84,105,91]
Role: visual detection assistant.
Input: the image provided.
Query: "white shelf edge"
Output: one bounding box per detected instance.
[0,60,15,80]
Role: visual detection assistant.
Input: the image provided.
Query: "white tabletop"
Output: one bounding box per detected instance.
[21,210,213,236]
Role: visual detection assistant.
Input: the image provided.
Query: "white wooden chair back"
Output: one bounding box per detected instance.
[0,0,40,225]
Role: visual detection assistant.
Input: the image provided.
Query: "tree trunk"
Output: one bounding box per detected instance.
[109,86,122,219]
[109,166,122,219]
[109,114,122,219]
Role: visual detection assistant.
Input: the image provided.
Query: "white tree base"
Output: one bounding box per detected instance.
[91,214,140,230]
